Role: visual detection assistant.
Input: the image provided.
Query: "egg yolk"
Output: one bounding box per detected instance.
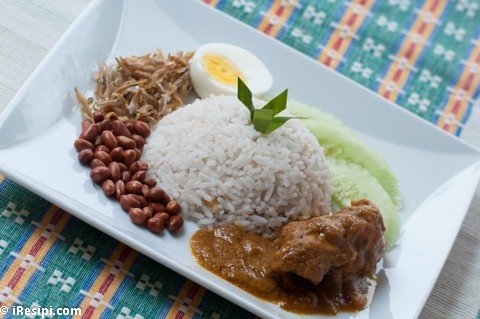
[201,54,245,87]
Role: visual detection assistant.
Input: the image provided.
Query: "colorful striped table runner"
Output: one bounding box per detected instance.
[206,0,480,136]
[1,0,480,318]
[0,176,252,318]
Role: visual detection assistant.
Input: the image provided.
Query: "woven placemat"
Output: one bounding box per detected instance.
[0,177,253,318]
[206,0,480,136]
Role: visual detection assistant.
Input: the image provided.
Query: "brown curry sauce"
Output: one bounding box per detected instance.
[191,227,373,315]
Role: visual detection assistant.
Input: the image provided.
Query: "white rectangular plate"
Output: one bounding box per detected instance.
[0,1,479,318]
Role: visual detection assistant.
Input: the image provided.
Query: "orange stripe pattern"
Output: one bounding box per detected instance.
[318,0,376,69]
[377,0,447,101]
[437,38,480,134]
[258,0,299,37]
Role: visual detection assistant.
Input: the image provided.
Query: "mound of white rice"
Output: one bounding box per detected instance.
[143,95,332,236]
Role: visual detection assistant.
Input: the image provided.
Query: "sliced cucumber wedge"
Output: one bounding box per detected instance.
[288,100,400,207]
[329,156,400,249]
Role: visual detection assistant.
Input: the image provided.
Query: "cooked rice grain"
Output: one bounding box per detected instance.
[143,95,332,236]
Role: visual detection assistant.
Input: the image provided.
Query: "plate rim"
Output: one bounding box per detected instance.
[195,0,480,155]
[0,0,479,318]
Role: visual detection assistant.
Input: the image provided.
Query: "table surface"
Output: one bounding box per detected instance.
[0,0,479,318]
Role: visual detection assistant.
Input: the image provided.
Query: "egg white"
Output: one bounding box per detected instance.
[190,43,273,98]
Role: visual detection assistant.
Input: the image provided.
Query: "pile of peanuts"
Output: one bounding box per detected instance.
[74,111,184,234]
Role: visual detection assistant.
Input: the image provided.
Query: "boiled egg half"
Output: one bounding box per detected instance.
[189,43,273,98]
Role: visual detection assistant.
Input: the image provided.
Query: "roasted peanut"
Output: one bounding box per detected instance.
[93,111,104,123]
[133,120,151,138]
[78,149,94,165]
[118,162,128,172]
[134,149,142,160]
[111,120,132,138]
[147,187,166,202]
[167,215,183,232]
[125,181,143,194]
[150,202,165,213]
[81,119,90,131]
[132,170,146,183]
[161,194,171,205]
[90,166,111,183]
[108,162,121,181]
[132,134,146,149]
[79,113,177,234]
[155,212,170,223]
[116,136,136,149]
[95,145,110,153]
[147,217,165,233]
[95,121,105,134]
[100,130,118,149]
[74,139,94,152]
[121,171,131,183]
[103,119,112,131]
[110,147,124,162]
[129,161,148,174]
[141,184,149,198]
[119,194,141,211]
[79,124,97,142]
[123,150,137,167]
[90,158,105,169]
[166,200,181,216]
[129,207,147,225]
[94,150,113,165]
[102,179,115,196]
[130,194,148,207]
[145,178,157,188]
[143,206,154,220]
[115,180,126,199]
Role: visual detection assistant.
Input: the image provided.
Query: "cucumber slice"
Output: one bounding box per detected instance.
[329,156,400,249]
[288,100,400,207]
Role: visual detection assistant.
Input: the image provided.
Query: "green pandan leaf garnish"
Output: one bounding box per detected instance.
[237,77,301,134]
